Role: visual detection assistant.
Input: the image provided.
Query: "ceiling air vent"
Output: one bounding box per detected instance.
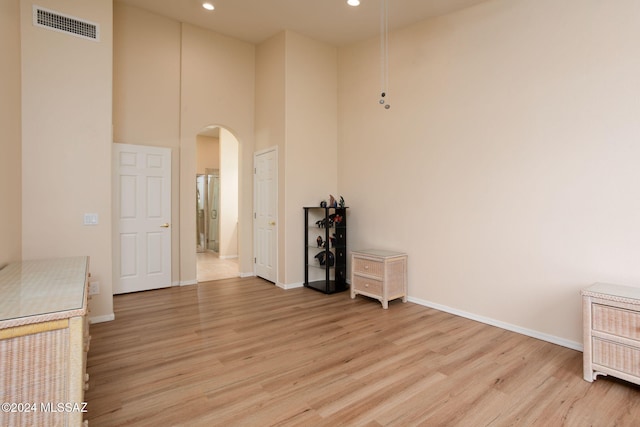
[33,5,100,42]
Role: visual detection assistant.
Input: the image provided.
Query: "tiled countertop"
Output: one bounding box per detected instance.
[0,257,89,329]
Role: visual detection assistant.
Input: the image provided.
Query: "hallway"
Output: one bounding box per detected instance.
[196,251,239,282]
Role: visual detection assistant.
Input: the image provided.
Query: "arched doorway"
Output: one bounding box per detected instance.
[195,125,240,282]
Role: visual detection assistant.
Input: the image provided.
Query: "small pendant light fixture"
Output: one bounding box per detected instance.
[347,0,360,6]
[379,0,390,109]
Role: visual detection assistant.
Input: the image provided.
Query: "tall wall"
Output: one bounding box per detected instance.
[20,0,113,320]
[219,128,239,258]
[112,6,255,284]
[338,0,640,346]
[0,0,22,266]
[255,31,338,287]
[284,32,338,285]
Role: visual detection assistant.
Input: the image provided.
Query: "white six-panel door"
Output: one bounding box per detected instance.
[254,148,277,283]
[113,143,171,294]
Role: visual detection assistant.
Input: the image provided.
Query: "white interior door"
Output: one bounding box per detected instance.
[113,143,171,294]
[254,147,277,283]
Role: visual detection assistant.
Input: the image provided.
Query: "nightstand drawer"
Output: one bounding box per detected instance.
[353,257,384,278]
[593,337,640,377]
[352,275,383,295]
[593,304,640,341]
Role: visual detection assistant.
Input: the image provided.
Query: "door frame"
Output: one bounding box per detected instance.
[253,146,278,284]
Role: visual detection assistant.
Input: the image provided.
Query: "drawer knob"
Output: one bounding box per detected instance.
[365,283,369,288]
[364,265,369,270]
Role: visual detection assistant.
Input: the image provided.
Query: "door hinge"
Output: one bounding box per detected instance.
[254,212,256,219]
[254,257,257,263]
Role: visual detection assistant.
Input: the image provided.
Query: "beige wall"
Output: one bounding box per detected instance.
[338,0,640,347]
[219,128,239,258]
[0,0,22,266]
[20,0,113,320]
[284,32,338,285]
[196,135,220,174]
[113,4,180,146]
[255,33,286,154]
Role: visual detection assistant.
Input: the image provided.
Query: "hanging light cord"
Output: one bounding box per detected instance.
[379,0,390,109]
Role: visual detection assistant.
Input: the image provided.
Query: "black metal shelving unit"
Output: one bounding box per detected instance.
[304,206,348,294]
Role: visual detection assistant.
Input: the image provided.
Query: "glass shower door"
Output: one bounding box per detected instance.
[196,170,220,253]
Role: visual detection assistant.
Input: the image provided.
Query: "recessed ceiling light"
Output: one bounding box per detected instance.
[347,0,360,6]
[202,2,215,11]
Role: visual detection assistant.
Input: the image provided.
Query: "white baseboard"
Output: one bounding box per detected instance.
[407,296,583,352]
[239,271,255,278]
[219,255,238,260]
[277,281,304,290]
[89,313,115,324]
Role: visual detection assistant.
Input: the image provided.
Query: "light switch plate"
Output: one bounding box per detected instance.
[89,281,100,295]
[83,213,99,225]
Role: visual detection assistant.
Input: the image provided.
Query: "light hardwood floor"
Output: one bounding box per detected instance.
[85,277,640,426]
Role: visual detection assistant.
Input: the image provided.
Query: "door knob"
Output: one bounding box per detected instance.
[269,221,276,226]
[160,223,170,228]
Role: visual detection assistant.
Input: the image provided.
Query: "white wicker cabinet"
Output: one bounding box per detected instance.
[351,249,407,309]
[0,257,91,427]
[582,282,640,385]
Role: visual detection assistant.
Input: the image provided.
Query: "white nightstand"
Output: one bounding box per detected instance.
[350,249,407,309]
[582,282,640,385]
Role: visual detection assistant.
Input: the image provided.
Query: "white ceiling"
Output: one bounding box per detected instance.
[115,0,490,46]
